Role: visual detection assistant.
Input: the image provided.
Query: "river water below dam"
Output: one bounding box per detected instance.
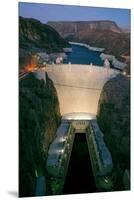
[64,44,104,65]
[63,133,96,194]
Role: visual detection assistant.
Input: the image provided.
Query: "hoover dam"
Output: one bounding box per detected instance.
[19,15,130,197]
[34,64,121,194]
[36,64,119,116]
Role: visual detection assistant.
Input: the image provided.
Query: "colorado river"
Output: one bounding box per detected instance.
[64,44,104,65]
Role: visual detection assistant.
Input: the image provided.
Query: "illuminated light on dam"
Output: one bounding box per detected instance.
[62,112,96,120]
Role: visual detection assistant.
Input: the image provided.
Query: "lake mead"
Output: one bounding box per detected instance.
[64,44,104,66]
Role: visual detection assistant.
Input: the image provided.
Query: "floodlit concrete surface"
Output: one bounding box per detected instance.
[37,64,119,115]
[62,112,96,120]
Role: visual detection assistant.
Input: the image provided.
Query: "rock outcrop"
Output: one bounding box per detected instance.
[97,74,130,190]
[19,17,69,70]
[19,16,69,53]
[19,73,61,197]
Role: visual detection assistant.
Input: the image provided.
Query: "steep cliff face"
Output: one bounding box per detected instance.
[48,20,121,37]
[48,20,130,59]
[19,73,61,197]
[19,16,69,53]
[97,74,130,189]
[19,17,70,70]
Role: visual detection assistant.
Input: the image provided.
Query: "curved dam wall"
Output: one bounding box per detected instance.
[37,64,119,116]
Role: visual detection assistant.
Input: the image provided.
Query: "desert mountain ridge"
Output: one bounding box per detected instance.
[47,20,122,36]
[48,20,130,60]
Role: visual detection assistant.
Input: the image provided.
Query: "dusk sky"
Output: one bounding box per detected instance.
[19,2,130,28]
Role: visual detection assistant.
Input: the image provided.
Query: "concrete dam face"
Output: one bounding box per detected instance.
[38,64,119,116]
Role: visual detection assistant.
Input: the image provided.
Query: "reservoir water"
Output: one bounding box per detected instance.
[64,44,104,66]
